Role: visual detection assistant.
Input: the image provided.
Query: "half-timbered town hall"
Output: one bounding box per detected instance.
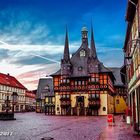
[51,25,126,116]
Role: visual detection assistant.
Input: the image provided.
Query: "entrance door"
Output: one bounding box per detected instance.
[76,96,85,116]
[88,108,98,116]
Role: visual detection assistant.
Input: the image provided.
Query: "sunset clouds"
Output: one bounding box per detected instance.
[0,0,126,90]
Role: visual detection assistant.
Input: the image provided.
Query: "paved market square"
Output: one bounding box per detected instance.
[0,112,139,140]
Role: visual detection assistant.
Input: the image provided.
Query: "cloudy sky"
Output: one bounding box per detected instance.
[0,0,127,90]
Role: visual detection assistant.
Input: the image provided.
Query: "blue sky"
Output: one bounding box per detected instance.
[0,0,127,89]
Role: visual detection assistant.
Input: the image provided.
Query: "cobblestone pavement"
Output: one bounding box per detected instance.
[0,112,140,140]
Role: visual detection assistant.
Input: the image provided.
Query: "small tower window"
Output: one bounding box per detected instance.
[67,66,70,70]
[78,66,83,71]
[80,50,86,57]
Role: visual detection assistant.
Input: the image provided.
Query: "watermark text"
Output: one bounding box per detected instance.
[0,131,13,136]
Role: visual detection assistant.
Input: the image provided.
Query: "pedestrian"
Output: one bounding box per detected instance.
[125,106,131,125]
[122,110,126,122]
[113,115,115,126]
[44,104,47,115]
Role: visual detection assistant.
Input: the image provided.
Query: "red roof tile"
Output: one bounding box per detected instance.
[0,73,26,89]
[25,90,36,98]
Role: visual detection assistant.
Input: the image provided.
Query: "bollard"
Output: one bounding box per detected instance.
[107,114,113,126]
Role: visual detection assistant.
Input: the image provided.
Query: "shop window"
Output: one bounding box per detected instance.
[96,94,99,98]
[116,99,119,104]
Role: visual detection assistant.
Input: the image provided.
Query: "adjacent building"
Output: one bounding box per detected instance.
[109,68,127,114]
[25,90,36,111]
[123,0,140,133]
[0,73,26,112]
[36,76,55,114]
[51,26,117,116]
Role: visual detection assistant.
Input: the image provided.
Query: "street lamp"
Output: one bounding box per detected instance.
[11,92,18,113]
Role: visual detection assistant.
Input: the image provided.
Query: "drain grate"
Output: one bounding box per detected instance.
[41,137,54,140]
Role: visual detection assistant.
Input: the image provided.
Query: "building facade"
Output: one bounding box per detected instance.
[0,73,26,112]
[25,90,36,112]
[36,77,55,114]
[123,0,140,133]
[51,26,116,116]
[110,68,127,114]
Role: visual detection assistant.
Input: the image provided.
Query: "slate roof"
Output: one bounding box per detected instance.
[100,63,112,73]
[36,76,54,99]
[0,73,26,89]
[109,68,124,86]
[51,69,61,76]
[70,44,90,77]
[25,90,36,98]
[51,26,114,78]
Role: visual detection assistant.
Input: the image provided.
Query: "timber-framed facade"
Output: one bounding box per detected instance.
[51,26,116,116]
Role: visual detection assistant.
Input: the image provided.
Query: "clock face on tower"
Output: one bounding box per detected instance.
[80,49,86,57]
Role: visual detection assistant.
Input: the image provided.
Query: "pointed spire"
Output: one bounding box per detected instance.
[90,22,97,58]
[63,26,70,62]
